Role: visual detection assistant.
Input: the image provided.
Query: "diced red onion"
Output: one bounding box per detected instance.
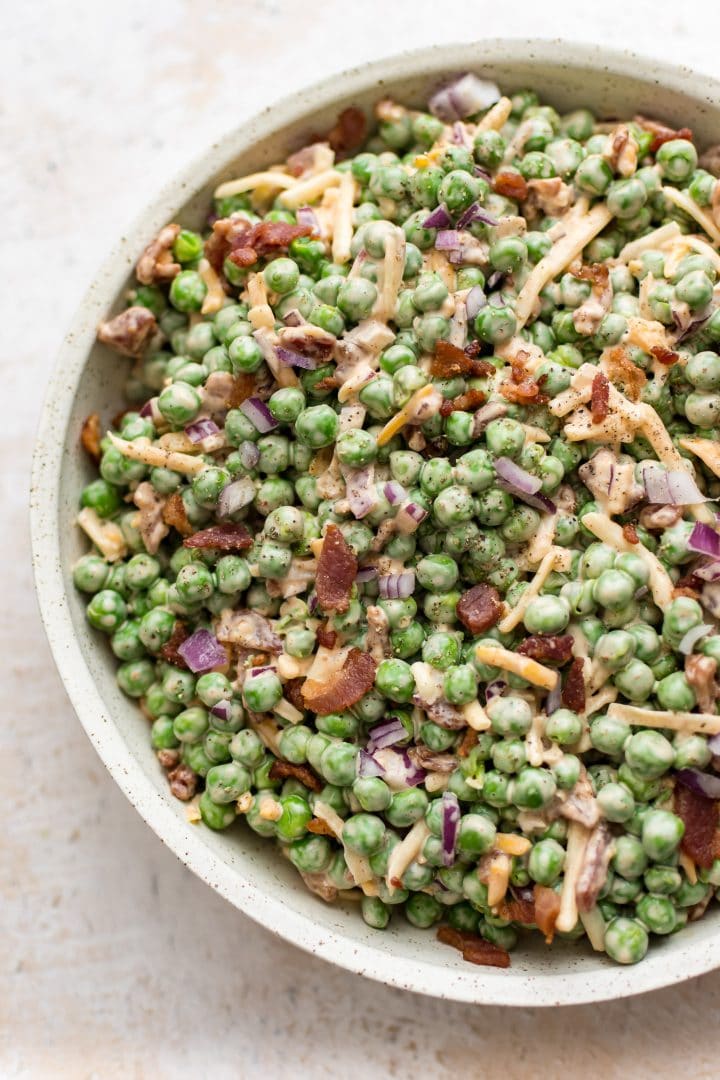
[250,666,275,677]
[452,121,470,147]
[456,203,499,229]
[282,309,306,327]
[275,344,317,370]
[239,396,277,433]
[394,501,429,535]
[218,476,255,518]
[676,312,710,343]
[435,229,461,252]
[440,791,461,867]
[465,285,487,321]
[185,417,220,443]
[676,768,720,800]
[342,464,378,519]
[472,401,507,436]
[239,440,260,470]
[689,522,720,559]
[210,700,232,722]
[357,749,384,778]
[384,480,407,505]
[486,270,504,289]
[296,206,320,234]
[177,629,227,674]
[494,456,556,514]
[428,73,501,122]
[139,399,154,418]
[678,622,714,656]
[367,716,408,751]
[356,565,378,584]
[634,585,649,600]
[607,462,616,496]
[485,679,507,702]
[474,165,492,182]
[308,593,318,614]
[371,747,426,788]
[545,678,563,716]
[378,571,416,600]
[693,557,720,583]
[643,462,706,506]
[423,205,453,230]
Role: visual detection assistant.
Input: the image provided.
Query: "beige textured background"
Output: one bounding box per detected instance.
[5,2,720,1076]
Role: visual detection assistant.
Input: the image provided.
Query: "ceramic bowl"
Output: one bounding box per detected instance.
[31,39,720,1005]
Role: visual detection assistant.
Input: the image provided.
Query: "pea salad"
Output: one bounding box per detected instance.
[75,73,720,968]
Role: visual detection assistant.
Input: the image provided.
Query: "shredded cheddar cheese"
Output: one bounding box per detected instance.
[213,170,296,199]
[277,169,342,209]
[581,512,674,608]
[607,703,720,736]
[474,644,559,691]
[107,432,207,476]
[76,507,127,562]
[662,185,720,246]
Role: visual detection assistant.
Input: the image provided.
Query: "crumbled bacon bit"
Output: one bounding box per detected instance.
[517,635,574,665]
[316,622,337,649]
[162,492,193,537]
[97,305,157,358]
[576,822,613,912]
[184,523,253,551]
[206,218,312,273]
[157,748,180,769]
[457,728,479,759]
[283,677,306,713]
[430,340,496,379]
[495,893,535,924]
[591,370,610,424]
[603,345,646,401]
[160,620,189,669]
[650,344,680,367]
[635,115,693,154]
[439,388,487,417]
[436,926,511,969]
[316,523,358,614]
[227,373,257,408]
[499,357,549,405]
[533,884,561,944]
[639,504,683,531]
[136,223,181,285]
[685,654,720,714]
[622,523,639,544]
[575,262,610,287]
[675,568,705,592]
[269,759,322,793]
[327,106,367,155]
[307,817,335,836]
[492,170,528,202]
[675,782,719,868]
[673,586,701,600]
[280,325,336,361]
[418,436,450,459]
[408,746,457,772]
[80,413,102,463]
[313,376,339,393]
[302,648,376,715]
[562,657,586,713]
[456,584,503,635]
[168,762,198,801]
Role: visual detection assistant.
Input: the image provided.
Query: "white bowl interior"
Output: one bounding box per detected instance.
[31,40,720,1005]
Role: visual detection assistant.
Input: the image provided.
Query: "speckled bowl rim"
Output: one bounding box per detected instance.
[31,39,720,1006]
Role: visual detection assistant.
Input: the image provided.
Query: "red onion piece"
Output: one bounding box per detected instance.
[452,121,470,147]
[250,665,275,676]
[177,629,227,674]
[357,749,384,778]
[678,623,714,656]
[295,205,320,234]
[545,678,563,716]
[429,73,501,122]
[342,464,378,519]
[440,791,461,867]
[239,396,277,434]
[139,399,154,418]
[676,768,720,800]
[218,476,255,518]
[689,522,720,559]
[435,229,461,252]
[423,205,453,230]
[378,571,416,600]
[465,285,487,321]
[282,309,306,327]
[494,456,556,514]
[693,557,720,583]
[367,716,408,751]
[384,480,407,505]
[394,501,429,535]
[239,440,260,470]
[472,401,507,436]
[355,565,378,584]
[185,417,220,444]
[486,270,504,289]
[485,679,507,702]
[643,462,705,506]
[371,747,426,788]
[456,203,499,229]
[275,345,317,370]
[210,700,232,722]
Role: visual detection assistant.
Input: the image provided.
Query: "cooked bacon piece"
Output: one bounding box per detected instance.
[639,503,683,531]
[215,609,282,653]
[430,340,496,379]
[456,584,503,635]
[575,262,609,287]
[685,654,720,715]
[603,345,647,401]
[437,926,511,969]
[157,748,180,769]
[622,523,639,545]
[407,746,457,773]
[423,699,467,730]
[676,568,705,592]
[562,657,586,713]
[327,106,367,155]
[419,436,450,459]
[227,373,258,408]
[205,216,312,273]
[168,762,198,801]
[136,223,181,285]
[302,648,376,715]
[500,358,549,405]
[492,170,528,202]
[591,370,610,424]
[635,115,693,153]
[534,884,561,944]
[316,524,357,614]
[457,728,479,759]
[675,783,718,868]
[316,622,337,649]
[650,344,680,367]
[307,817,335,836]
[439,388,487,417]
[269,759,322,793]
[517,634,574,665]
[184,523,253,551]
[160,620,189,669]
[525,177,573,218]
[80,413,102,463]
[496,892,536,924]
[162,492,193,537]
[673,586,701,600]
[279,324,336,361]
[132,481,169,555]
[313,376,339,393]
[366,604,392,662]
[97,306,157,357]
[576,822,614,912]
[283,677,306,713]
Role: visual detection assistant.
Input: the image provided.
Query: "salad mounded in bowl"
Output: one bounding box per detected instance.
[74,71,720,969]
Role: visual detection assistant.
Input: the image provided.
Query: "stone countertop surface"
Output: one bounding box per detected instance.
[5,2,720,1076]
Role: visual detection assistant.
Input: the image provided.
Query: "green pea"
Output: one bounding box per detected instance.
[528,838,566,886]
[474,304,517,345]
[655,671,696,712]
[169,270,207,312]
[642,809,685,862]
[656,138,698,182]
[512,767,557,810]
[523,594,570,635]
[343,812,385,855]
